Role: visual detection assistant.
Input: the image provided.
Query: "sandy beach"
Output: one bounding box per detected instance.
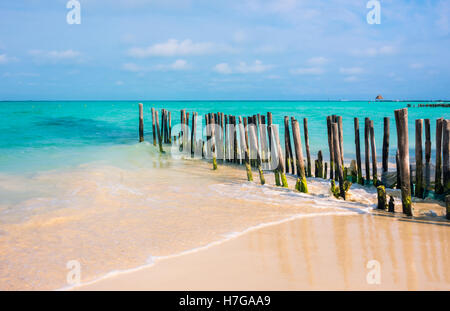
[77,206,450,291]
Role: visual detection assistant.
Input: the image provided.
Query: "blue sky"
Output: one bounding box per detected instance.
[0,0,449,100]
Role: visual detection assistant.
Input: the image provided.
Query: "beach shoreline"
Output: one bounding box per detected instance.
[75,206,450,291]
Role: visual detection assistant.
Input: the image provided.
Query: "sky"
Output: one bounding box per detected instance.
[0,0,449,100]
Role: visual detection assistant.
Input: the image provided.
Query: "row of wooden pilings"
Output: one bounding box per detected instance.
[407,103,450,108]
[138,104,450,219]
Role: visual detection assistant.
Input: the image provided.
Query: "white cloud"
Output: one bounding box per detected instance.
[213,60,272,74]
[0,54,18,64]
[28,49,82,63]
[156,59,191,71]
[115,81,124,86]
[410,63,424,69]
[307,56,329,66]
[339,67,363,75]
[344,76,359,82]
[128,39,219,58]
[122,62,143,72]
[290,67,324,75]
[214,63,233,74]
[352,45,396,57]
[236,60,272,73]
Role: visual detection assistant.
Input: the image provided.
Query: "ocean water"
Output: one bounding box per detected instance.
[0,100,447,290]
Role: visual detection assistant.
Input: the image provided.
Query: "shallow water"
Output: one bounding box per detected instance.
[0,101,448,290]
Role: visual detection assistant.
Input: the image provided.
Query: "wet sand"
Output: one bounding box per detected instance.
[78,210,450,291]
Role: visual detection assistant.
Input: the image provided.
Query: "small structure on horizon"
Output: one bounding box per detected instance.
[376,94,384,100]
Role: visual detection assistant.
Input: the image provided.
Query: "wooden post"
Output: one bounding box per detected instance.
[260,116,268,164]
[332,123,345,199]
[365,117,371,183]
[337,116,344,164]
[382,117,389,186]
[168,111,172,144]
[155,110,163,153]
[327,116,334,180]
[388,196,395,212]
[324,162,328,179]
[238,116,253,181]
[354,118,363,185]
[443,120,450,195]
[267,112,273,154]
[272,124,288,187]
[446,195,450,220]
[396,151,401,189]
[415,119,424,198]
[394,108,412,216]
[377,185,387,210]
[291,119,308,192]
[316,151,324,178]
[211,114,217,170]
[435,118,444,194]
[139,103,144,142]
[370,120,378,186]
[284,116,294,174]
[191,112,196,158]
[304,118,312,177]
[151,107,156,146]
[249,124,265,185]
[424,119,431,193]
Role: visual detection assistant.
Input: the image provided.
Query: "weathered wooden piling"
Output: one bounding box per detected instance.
[446,195,450,220]
[396,151,401,189]
[324,162,328,179]
[382,117,389,185]
[337,116,344,164]
[260,116,268,164]
[267,112,273,154]
[304,118,312,177]
[168,111,172,144]
[364,117,371,183]
[315,151,324,178]
[354,118,363,185]
[444,120,450,195]
[155,110,163,153]
[249,124,265,185]
[272,124,288,187]
[291,119,308,193]
[415,119,424,198]
[284,116,295,174]
[332,123,345,199]
[435,118,444,194]
[151,107,156,146]
[326,116,334,180]
[377,185,387,210]
[388,196,395,212]
[211,114,217,170]
[394,108,412,216]
[370,120,378,186]
[139,103,144,142]
[238,116,253,181]
[424,119,431,193]
[191,112,197,158]
[232,116,238,164]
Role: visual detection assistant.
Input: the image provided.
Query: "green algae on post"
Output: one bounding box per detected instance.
[377,185,387,210]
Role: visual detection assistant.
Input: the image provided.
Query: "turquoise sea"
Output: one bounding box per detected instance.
[0,101,447,173]
[0,100,448,290]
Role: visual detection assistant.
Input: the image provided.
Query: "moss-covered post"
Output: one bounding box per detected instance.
[155,110,164,153]
[337,116,344,164]
[283,116,294,174]
[370,120,378,186]
[324,162,328,179]
[238,116,252,181]
[394,108,413,216]
[317,151,324,178]
[388,196,395,213]
[365,117,371,184]
[415,119,425,198]
[139,103,144,142]
[424,119,431,193]
[326,116,335,180]
[377,185,387,210]
[443,120,450,195]
[211,114,218,170]
[304,118,312,177]
[191,112,197,158]
[382,117,389,186]
[332,123,346,199]
[291,119,308,193]
[446,195,450,220]
[272,124,288,187]
[151,107,156,146]
[354,118,363,185]
[249,124,265,185]
[435,118,444,194]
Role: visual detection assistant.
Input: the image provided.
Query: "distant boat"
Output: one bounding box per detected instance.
[376,94,384,100]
